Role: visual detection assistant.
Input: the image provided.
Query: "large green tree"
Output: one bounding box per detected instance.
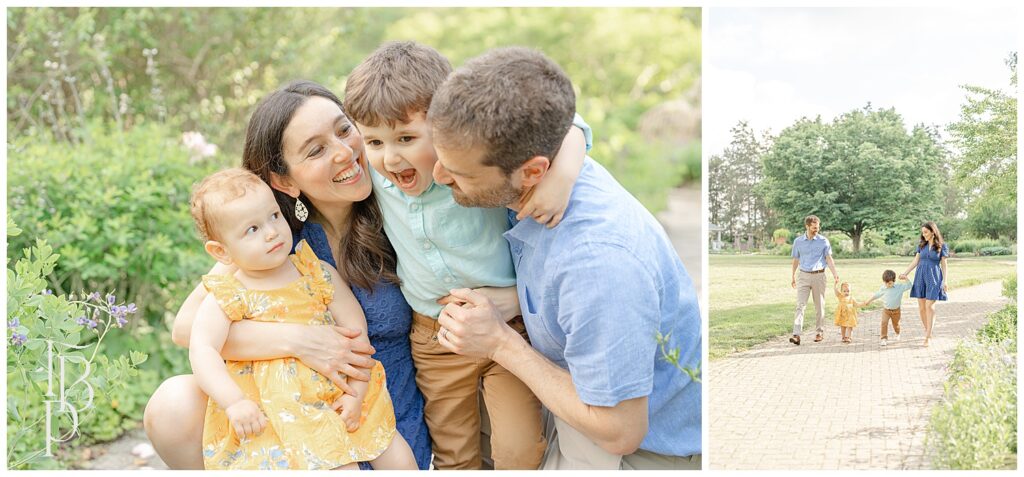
[761,106,946,252]
[948,52,1017,239]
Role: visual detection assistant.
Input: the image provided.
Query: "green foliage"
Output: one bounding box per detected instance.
[8,121,218,325]
[385,7,702,211]
[950,238,1003,255]
[710,122,773,244]
[655,332,701,383]
[767,243,793,256]
[927,304,1017,469]
[761,106,946,252]
[966,191,1017,240]
[772,228,792,242]
[1003,275,1017,301]
[6,224,149,469]
[979,246,1013,256]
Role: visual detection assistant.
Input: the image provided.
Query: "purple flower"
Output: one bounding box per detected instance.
[86,319,98,330]
[126,303,138,314]
[106,293,116,305]
[10,332,28,346]
[75,316,89,326]
[115,317,128,328]
[87,292,101,302]
[42,289,53,295]
[8,318,19,328]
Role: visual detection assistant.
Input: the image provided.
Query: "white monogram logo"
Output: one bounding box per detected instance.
[42,340,95,456]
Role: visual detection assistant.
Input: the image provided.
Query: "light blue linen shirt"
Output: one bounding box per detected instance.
[503,158,701,458]
[872,280,913,309]
[374,114,592,318]
[792,233,832,272]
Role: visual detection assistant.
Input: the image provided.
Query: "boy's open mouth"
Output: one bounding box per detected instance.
[393,168,418,190]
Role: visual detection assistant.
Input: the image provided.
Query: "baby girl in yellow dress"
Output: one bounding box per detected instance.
[187,168,416,470]
[834,282,867,344]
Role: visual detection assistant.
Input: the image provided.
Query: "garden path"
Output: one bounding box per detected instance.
[81,184,702,470]
[709,280,1009,469]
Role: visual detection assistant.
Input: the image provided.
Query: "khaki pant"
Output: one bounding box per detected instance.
[540,410,700,470]
[794,270,827,336]
[881,308,902,339]
[410,312,545,470]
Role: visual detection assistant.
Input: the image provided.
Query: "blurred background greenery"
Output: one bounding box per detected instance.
[6,7,701,468]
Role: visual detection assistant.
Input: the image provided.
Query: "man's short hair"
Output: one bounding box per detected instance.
[804,215,820,227]
[882,270,897,283]
[428,47,576,175]
[190,168,266,242]
[344,41,452,128]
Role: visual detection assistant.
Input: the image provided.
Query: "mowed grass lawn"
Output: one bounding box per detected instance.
[709,254,1016,360]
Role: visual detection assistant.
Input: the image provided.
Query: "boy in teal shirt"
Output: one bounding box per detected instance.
[343,41,591,470]
[863,269,913,346]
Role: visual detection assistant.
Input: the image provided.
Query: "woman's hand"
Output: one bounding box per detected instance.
[293,325,376,395]
[942,282,948,293]
[898,273,908,281]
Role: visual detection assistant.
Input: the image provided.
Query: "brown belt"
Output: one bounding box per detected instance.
[800,269,825,274]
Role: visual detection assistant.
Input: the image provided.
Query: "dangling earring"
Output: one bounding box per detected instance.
[295,197,309,222]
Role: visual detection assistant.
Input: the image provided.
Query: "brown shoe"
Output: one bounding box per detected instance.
[789,335,800,345]
[814,333,824,342]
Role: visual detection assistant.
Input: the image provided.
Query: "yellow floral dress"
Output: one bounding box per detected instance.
[833,294,859,328]
[200,240,396,470]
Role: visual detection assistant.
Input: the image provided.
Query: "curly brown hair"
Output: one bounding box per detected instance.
[241,80,400,290]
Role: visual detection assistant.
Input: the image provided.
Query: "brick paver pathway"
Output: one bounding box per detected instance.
[709,281,1009,470]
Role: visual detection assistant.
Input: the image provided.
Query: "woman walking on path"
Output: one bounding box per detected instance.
[898,221,948,347]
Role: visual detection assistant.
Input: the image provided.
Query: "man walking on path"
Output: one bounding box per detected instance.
[790,215,840,345]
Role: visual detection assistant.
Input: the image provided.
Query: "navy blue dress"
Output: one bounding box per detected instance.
[910,243,948,301]
[295,223,432,470]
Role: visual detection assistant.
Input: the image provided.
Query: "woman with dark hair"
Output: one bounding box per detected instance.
[143,80,431,469]
[898,221,949,347]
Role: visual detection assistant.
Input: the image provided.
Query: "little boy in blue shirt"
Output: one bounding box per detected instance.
[863,269,913,346]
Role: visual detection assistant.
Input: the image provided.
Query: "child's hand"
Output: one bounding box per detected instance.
[516,180,570,228]
[899,273,908,281]
[225,399,267,439]
[336,393,364,432]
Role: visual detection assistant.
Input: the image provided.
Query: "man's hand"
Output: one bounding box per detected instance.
[225,399,267,439]
[791,276,796,289]
[436,288,521,359]
[834,274,840,285]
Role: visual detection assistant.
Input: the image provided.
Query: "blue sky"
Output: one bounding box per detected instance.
[704,7,1019,154]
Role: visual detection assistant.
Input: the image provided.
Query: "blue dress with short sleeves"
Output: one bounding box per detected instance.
[295,223,432,470]
[910,243,948,301]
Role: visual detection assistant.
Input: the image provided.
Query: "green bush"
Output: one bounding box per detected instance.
[7,120,219,326]
[6,221,149,469]
[979,246,1013,256]
[950,238,1002,254]
[833,249,888,259]
[1003,275,1017,301]
[768,243,793,256]
[772,228,792,243]
[927,304,1017,469]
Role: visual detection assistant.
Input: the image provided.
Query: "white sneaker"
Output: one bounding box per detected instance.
[894,333,901,342]
[880,338,888,347]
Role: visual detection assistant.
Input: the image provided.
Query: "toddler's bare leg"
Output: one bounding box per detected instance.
[369,433,418,470]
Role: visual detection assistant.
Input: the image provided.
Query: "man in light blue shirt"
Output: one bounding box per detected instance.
[427,47,701,469]
[789,215,841,345]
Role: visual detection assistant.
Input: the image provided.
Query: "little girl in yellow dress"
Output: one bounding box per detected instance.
[187,168,416,470]
[834,282,867,344]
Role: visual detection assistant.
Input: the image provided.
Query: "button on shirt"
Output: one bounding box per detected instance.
[873,281,913,309]
[792,233,832,272]
[372,168,515,318]
[503,158,701,458]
